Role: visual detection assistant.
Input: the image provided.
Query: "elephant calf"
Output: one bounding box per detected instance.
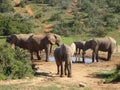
[54,43,76,77]
[74,41,85,62]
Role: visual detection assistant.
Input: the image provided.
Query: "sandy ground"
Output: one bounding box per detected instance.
[0,48,120,90]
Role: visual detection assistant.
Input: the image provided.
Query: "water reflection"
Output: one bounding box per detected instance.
[49,57,93,64]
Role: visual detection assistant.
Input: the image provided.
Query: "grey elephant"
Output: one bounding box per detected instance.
[54,43,76,77]
[82,36,117,62]
[6,33,61,62]
[74,41,85,62]
[6,33,40,60]
[27,33,61,62]
[6,34,33,50]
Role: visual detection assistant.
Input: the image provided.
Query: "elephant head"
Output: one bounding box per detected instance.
[83,39,96,54]
[47,33,61,54]
[6,34,20,49]
[47,33,61,46]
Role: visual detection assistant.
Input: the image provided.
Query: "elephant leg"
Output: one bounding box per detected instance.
[36,51,41,60]
[96,52,99,62]
[75,54,78,62]
[45,44,51,62]
[30,52,33,60]
[64,63,67,75]
[50,44,52,54]
[45,48,49,62]
[67,62,72,77]
[65,58,72,77]
[60,62,64,77]
[78,49,80,54]
[57,65,59,74]
[107,51,112,60]
[92,52,95,62]
[82,53,85,63]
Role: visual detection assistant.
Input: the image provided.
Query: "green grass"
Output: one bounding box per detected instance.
[94,65,120,83]
[0,36,6,44]
[107,30,120,45]
[61,35,93,45]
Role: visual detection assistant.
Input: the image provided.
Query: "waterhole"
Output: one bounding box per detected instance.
[49,57,93,64]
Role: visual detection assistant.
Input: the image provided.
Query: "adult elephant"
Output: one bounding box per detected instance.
[54,43,76,77]
[27,33,61,62]
[74,41,85,62]
[82,36,117,62]
[6,34,33,50]
[6,33,61,62]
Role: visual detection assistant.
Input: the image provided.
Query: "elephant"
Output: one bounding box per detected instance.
[82,36,117,62]
[6,33,61,62]
[6,34,33,50]
[54,43,76,77]
[74,41,85,62]
[27,33,61,62]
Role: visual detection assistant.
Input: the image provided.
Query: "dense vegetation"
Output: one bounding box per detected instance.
[0,43,34,80]
[0,0,120,37]
[52,0,120,36]
[0,0,33,35]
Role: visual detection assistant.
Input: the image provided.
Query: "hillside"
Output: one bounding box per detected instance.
[0,0,120,38]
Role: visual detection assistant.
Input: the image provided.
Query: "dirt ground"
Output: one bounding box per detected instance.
[0,48,120,90]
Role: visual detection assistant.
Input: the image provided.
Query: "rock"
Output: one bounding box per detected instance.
[79,82,86,87]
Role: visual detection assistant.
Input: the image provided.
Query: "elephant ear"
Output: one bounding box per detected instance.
[91,39,97,49]
[47,33,57,45]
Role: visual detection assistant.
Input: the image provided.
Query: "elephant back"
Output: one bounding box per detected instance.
[60,44,73,58]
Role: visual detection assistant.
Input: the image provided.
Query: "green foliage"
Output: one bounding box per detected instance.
[94,64,120,83]
[35,0,71,8]
[1,0,120,37]
[52,0,120,37]
[35,13,42,18]
[0,0,14,13]
[0,14,33,35]
[0,44,34,80]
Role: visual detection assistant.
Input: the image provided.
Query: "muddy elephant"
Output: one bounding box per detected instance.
[82,36,117,62]
[74,41,85,62]
[54,43,76,77]
[27,33,61,62]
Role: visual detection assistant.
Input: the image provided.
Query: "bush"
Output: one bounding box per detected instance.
[35,13,42,18]
[94,64,120,83]
[0,44,34,80]
[0,14,33,35]
[0,0,14,13]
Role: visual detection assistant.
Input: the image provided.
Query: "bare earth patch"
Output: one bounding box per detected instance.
[0,48,120,90]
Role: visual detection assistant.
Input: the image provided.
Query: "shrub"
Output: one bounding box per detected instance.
[0,14,33,35]
[0,0,14,13]
[35,13,42,18]
[0,44,34,80]
[94,64,120,83]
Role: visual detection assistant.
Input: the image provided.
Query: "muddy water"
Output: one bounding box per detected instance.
[49,57,93,64]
